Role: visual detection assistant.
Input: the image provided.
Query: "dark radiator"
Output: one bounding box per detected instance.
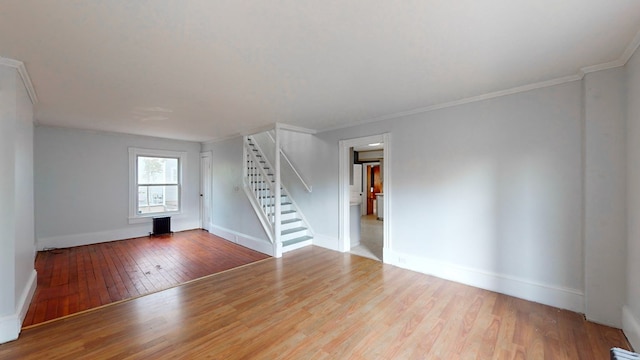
[152,216,171,236]
[611,347,639,360]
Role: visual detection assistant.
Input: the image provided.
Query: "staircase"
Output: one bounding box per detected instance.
[243,135,313,257]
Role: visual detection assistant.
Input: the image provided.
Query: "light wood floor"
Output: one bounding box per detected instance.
[23,229,269,327]
[1,246,630,359]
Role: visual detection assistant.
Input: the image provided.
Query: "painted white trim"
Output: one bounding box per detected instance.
[128,147,187,222]
[312,233,341,252]
[282,239,313,253]
[581,60,626,75]
[321,76,583,133]
[0,314,20,344]
[17,270,37,325]
[386,249,585,313]
[0,57,38,104]
[620,27,640,66]
[339,133,391,257]
[37,220,200,250]
[275,122,317,134]
[0,269,37,344]
[210,225,273,256]
[320,33,640,135]
[623,306,640,351]
[200,151,212,231]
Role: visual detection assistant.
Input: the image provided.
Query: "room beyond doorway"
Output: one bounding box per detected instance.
[338,133,390,261]
[350,214,383,261]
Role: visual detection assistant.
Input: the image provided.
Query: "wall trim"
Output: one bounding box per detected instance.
[0,269,37,344]
[18,270,37,325]
[386,249,585,314]
[0,57,38,105]
[623,306,640,351]
[37,220,200,250]
[209,225,273,256]
[319,30,640,135]
[0,313,20,344]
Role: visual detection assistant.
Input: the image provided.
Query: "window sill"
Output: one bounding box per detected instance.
[128,212,182,224]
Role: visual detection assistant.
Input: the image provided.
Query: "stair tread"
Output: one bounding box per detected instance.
[282,218,302,224]
[283,235,313,247]
[265,202,292,207]
[282,210,296,215]
[282,227,307,235]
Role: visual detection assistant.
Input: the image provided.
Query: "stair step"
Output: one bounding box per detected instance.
[265,202,292,207]
[259,195,287,199]
[281,227,307,235]
[282,218,302,224]
[283,235,313,247]
[282,209,296,215]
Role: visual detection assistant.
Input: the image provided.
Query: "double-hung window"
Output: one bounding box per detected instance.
[129,148,186,222]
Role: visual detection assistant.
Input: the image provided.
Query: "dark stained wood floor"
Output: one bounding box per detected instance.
[3,246,631,359]
[22,229,270,327]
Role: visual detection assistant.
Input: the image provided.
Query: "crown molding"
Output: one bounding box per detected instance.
[0,57,38,105]
[320,28,640,134]
[274,122,317,134]
[620,27,640,65]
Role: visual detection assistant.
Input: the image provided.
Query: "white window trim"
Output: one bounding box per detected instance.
[128,147,187,224]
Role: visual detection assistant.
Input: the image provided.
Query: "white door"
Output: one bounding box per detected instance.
[200,152,212,231]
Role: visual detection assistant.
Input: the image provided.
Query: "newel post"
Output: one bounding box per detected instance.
[273,126,282,258]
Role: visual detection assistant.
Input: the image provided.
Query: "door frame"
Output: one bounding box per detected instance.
[338,133,391,259]
[200,151,212,231]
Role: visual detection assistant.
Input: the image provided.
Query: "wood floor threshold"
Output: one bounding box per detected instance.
[22,256,273,331]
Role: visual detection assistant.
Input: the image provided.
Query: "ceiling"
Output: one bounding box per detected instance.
[1,1,639,142]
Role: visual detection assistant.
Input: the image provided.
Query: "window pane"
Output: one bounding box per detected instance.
[137,185,179,214]
[138,157,178,185]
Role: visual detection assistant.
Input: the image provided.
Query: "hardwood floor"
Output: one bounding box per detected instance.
[2,246,630,359]
[22,229,270,327]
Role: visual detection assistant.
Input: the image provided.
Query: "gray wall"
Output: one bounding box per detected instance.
[0,65,36,343]
[202,137,268,242]
[313,81,585,303]
[584,68,627,327]
[625,45,640,349]
[35,126,201,249]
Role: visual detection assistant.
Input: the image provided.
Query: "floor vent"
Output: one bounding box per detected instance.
[152,216,171,236]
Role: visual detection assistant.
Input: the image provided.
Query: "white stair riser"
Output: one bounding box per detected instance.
[281,211,298,221]
[281,229,309,242]
[281,219,303,231]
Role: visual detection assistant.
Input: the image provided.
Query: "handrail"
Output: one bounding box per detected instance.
[243,137,276,242]
[266,131,312,193]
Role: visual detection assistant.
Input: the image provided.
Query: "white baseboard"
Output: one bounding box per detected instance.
[210,225,273,256]
[312,233,341,252]
[37,219,201,250]
[0,313,20,344]
[623,306,640,351]
[0,269,37,344]
[385,249,585,313]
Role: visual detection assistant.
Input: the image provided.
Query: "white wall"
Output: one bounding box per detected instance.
[34,126,201,249]
[625,46,640,350]
[583,68,627,327]
[0,64,37,344]
[313,81,586,311]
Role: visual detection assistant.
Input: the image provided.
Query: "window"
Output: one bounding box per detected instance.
[129,148,187,222]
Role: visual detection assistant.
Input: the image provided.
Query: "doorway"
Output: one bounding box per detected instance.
[200,152,212,231]
[338,133,390,262]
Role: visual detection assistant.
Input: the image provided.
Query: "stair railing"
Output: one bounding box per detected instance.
[243,136,276,243]
[266,130,312,193]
